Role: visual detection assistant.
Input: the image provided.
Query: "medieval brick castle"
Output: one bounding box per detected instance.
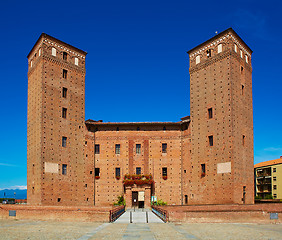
[27,28,254,207]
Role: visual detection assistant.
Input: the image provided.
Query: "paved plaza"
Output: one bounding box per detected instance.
[1,217,282,240]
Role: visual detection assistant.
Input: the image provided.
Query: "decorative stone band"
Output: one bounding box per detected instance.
[189,33,251,58]
[44,39,86,59]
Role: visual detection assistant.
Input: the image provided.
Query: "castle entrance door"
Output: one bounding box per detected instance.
[132,191,138,207]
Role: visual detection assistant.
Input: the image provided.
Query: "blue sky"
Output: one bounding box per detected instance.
[0,0,281,189]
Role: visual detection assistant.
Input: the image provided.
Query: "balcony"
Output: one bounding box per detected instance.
[256,168,271,178]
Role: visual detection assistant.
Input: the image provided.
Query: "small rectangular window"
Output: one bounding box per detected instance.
[242,135,245,146]
[115,167,120,178]
[162,167,167,177]
[201,164,206,177]
[63,69,67,79]
[62,136,67,147]
[95,168,100,177]
[208,108,213,119]
[245,55,248,63]
[273,194,277,198]
[57,198,61,202]
[234,44,237,53]
[162,143,167,153]
[196,55,200,64]
[63,52,67,60]
[185,195,188,204]
[62,87,67,98]
[208,135,213,146]
[62,164,67,175]
[218,44,222,53]
[207,49,211,58]
[75,57,78,66]
[115,144,120,154]
[242,85,244,95]
[95,144,100,154]
[240,50,243,58]
[136,167,141,175]
[273,176,277,181]
[274,185,277,190]
[62,108,67,118]
[52,47,56,56]
[273,168,276,173]
[136,144,141,154]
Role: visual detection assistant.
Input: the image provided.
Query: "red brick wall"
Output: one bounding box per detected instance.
[156,204,282,223]
[0,205,109,222]
[27,34,87,206]
[188,29,254,204]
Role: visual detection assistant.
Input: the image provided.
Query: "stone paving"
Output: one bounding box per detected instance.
[1,218,282,239]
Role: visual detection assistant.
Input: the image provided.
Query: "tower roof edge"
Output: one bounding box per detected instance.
[187,28,253,55]
[27,33,87,58]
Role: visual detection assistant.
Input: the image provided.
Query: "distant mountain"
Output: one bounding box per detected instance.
[0,189,27,199]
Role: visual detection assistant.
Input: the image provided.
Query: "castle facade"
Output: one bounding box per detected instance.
[27,28,254,207]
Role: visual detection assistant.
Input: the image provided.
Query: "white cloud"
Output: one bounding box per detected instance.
[0,163,19,167]
[263,147,282,152]
[0,185,27,191]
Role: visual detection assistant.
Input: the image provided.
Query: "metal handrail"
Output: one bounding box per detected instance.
[151,205,169,222]
[109,205,125,222]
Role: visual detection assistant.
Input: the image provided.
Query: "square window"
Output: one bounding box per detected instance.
[62,87,67,98]
[201,164,206,177]
[62,137,67,147]
[57,198,61,202]
[75,57,78,66]
[63,69,67,79]
[95,168,100,177]
[136,167,141,175]
[95,144,100,154]
[162,143,167,153]
[208,136,213,146]
[62,164,67,175]
[136,144,141,154]
[115,167,120,178]
[52,47,56,56]
[207,49,211,58]
[115,144,120,154]
[63,52,67,60]
[208,108,213,119]
[218,44,222,53]
[62,108,67,118]
[162,167,167,177]
[196,55,200,64]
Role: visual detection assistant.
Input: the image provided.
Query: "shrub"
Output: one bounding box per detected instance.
[264,194,273,199]
[113,195,126,206]
[153,199,167,206]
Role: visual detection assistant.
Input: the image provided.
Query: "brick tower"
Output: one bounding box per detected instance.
[187,28,254,204]
[27,34,87,205]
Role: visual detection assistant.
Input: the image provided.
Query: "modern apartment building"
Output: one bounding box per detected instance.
[254,157,282,199]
